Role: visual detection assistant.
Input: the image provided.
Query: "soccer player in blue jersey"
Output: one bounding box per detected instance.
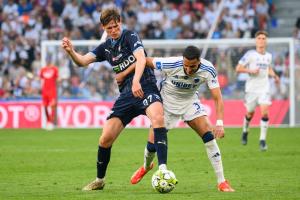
[116,46,234,192]
[62,8,169,190]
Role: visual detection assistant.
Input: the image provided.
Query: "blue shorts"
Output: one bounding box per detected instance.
[107,84,162,127]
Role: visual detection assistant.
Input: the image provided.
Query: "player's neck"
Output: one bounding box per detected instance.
[256,47,265,54]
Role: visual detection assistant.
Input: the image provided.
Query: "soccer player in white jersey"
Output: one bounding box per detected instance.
[236,31,279,151]
[116,46,234,192]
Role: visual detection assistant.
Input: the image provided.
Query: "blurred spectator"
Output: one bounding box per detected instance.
[0,0,283,101]
[293,17,300,39]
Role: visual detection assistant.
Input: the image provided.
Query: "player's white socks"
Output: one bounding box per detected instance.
[159,164,167,171]
[243,116,251,132]
[260,118,268,141]
[205,139,225,184]
[144,147,155,170]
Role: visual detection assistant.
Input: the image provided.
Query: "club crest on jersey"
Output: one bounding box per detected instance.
[112,54,123,61]
[194,78,200,83]
[156,62,162,69]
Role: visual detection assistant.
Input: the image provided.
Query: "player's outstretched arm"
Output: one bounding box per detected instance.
[210,87,225,139]
[236,64,259,75]
[115,57,155,85]
[61,37,96,67]
[268,67,280,83]
[132,49,146,98]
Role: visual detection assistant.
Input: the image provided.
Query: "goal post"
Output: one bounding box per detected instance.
[41,38,297,127]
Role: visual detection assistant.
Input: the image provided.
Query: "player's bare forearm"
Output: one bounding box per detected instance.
[268,67,280,83]
[115,63,136,85]
[146,57,155,69]
[133,49,146,83]
[68,51,94,67]
[62,37,95,67]
[236,64,259,75]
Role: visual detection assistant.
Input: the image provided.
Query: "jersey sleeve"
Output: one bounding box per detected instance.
[207,72,220,89]
[238,50,251,66]
[89,43,107,62]
[125,31,144,53]
[152,57,183,75]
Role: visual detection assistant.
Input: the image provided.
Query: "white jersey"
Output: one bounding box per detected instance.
[152,56,219,114]
[238,50,273,93]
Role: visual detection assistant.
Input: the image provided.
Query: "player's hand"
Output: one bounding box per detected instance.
[274,75,280,84]
[132,80,144,98]
[213,125,225,139]
[249,68,259,75]
[61,37,73,53]
[115,72,125,85]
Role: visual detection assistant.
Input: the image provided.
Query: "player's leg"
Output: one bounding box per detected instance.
[131,127,155,184]
[42,95,51,130]
[83,117,124,191]
[187,116,234,192]
[242,111,254,145]
[258,93,271,151]
[49,97,57,126]
[48,97,57,129]
[145,101,168,170]
[131,111,178,184]
[242,93,257,145]
[259,104,269,151]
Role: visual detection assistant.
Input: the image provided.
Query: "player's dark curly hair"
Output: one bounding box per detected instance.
[100,8,121,26]
[183,46,200,60]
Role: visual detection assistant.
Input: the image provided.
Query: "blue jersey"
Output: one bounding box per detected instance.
[90,29,157,93]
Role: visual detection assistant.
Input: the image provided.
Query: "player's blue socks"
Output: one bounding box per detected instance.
[153,127,168,166]
[147,141,156,152]
[97,146,111,179]
[201,131,214,143]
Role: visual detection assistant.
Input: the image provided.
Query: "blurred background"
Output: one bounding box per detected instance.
[0,0,300,127]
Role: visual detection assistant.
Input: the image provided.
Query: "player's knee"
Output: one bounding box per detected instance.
[150,114,164,127]
[99,136,113,148]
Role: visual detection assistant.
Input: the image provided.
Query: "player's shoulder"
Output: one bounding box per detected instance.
[265,51,272,57]
[244,49,257,56]
[156,56,183,69]
[199,58,217,78]
[123,29,139,39]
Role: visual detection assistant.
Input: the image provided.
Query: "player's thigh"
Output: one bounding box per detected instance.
[258,93,271,116]
[145,101,164,128]
[99,117,124,147]
[187,115,212,137]
[244,92,259,113]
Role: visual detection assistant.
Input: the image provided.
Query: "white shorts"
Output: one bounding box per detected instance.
[164,100,207,129]
[244,92,271,112]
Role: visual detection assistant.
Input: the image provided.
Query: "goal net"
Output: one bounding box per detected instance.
[41,38,298,127]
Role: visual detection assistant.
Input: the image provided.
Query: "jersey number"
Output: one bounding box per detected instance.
[143,95,153,106]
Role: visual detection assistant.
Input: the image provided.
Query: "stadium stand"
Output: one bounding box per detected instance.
[0,0,288,101]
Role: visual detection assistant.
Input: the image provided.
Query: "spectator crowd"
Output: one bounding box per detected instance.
[0,0,292,101]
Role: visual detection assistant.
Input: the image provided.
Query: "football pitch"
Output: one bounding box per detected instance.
[0,128,299,200]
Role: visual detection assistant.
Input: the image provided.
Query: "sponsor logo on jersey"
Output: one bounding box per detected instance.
[171,80,193,89]
[112,55,136,73]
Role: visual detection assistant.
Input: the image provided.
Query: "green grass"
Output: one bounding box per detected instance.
[0,128,300,200]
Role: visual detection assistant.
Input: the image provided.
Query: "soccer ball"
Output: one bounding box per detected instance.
[151,169,178,193]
